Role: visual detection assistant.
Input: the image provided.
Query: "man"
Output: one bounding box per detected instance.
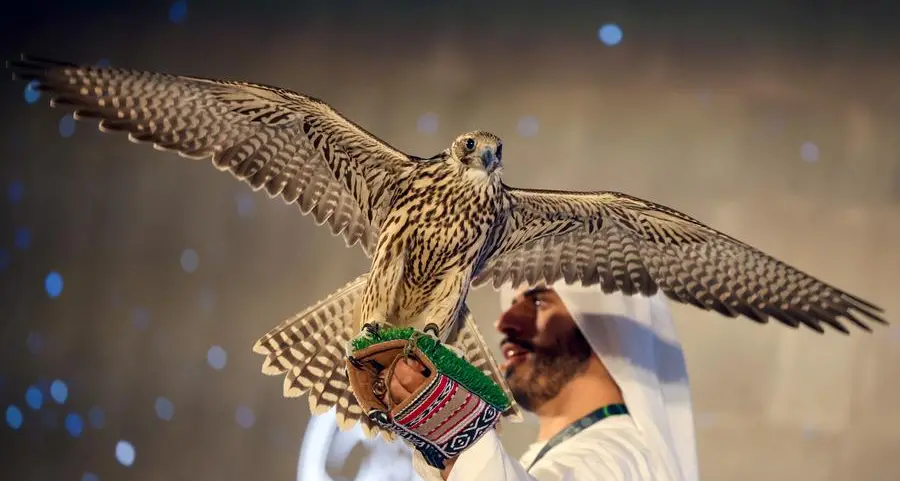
[391,281,698,481]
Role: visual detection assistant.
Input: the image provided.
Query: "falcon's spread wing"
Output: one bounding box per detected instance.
[474,187,887,334]
[8,55,417,256]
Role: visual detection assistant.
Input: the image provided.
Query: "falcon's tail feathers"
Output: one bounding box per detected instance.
[253,273,523,438]
[252,273,381,438]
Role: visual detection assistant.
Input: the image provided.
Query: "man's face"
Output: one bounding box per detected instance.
[496,284,595,412]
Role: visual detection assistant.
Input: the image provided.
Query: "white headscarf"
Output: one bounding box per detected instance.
[500,281,699,481]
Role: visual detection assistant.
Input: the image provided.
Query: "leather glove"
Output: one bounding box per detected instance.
[345,326,511,469]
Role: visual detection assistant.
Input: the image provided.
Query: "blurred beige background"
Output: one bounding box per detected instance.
[1,2,899,481]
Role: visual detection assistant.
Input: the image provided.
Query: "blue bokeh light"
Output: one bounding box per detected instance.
[801,142,819,162]
[59,114,76,138]
[27,331,43,355]
[14,226,31,250]
[24,80,40,104]
[207,345,227,370]
[517,116,539,137]
[25,385,43,410]
[169,0,188,23]
[8,180,24,204]
[180,248,199,273]
[598,23,623,46]
[82,473,99,481]
[235,191,255,218]
[96,58,110,67]
[88,406,106,429]
[155,397,174,421]
[236,406,255,428]
[45,271,64,298]
[6,405,23,429]
[132,307,150,331]
[65,413,84,437]
[116,440,136,467]
[50,379,68,404]
[417,112,439,135]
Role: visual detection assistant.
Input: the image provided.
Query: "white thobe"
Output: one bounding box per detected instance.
[413,415,667,481]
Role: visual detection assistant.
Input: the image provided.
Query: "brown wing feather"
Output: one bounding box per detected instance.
[474,187,887,334]
[7,54,415,256]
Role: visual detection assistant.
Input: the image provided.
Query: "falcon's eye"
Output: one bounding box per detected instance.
[496,144,503,160]
[464,138,476,151]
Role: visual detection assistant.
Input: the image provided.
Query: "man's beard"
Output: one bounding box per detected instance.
[505,327,594,412]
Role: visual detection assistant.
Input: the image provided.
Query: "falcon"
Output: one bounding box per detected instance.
[8,54,887,437]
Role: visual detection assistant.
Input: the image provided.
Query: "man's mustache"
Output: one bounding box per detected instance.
[500,337,535,352]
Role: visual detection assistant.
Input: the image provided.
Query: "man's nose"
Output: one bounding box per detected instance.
[495,302,534,337]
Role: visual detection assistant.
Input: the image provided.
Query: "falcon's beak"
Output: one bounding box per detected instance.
[480,149,500,172]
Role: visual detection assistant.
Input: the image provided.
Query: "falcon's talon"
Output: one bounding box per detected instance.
[403,330,424,359]
[362,322,382,338]
[423,323,441,340]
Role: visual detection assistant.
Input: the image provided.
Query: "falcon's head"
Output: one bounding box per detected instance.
[449,131,503,175]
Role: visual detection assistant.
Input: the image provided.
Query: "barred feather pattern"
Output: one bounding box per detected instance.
[253,274,382,436]
[253,273,520,438]
[474,188,887,334]
[7,55,415,256]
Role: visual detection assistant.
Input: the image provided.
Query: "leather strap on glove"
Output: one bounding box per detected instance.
[345,326,511,469]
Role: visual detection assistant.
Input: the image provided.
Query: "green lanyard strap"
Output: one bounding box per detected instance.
[526,403,629,472]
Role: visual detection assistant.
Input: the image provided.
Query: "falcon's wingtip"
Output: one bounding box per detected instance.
[7,54,80,82]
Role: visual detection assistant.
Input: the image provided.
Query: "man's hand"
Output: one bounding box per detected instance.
[384,357,428,406]
[345,330,508,470]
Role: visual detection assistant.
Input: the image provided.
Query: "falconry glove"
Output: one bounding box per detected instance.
[345,326,511,469]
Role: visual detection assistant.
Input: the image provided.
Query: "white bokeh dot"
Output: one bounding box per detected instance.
[801,142,819,162]
[50,379,68,404]
[236,406,255,428]
[517,116,539,137]
[417,112,439,135]
[207,345,227,370]
[180,248,199,273]
[155,397,174,421]
[115,440,136,467]
[235,191,254,218]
